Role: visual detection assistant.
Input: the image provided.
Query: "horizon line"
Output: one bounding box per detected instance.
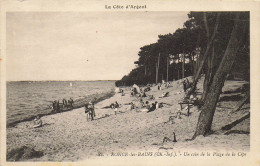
[6,79,119,82]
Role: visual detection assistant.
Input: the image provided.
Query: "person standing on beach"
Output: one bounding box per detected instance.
[62,98,67,108]
[85,102,95,121]
[52,101,57,112]
[183,80,187,92]
[68,98,74,108]
[57,100,60,112]
[114,101,119,115]
[88,101,95,120]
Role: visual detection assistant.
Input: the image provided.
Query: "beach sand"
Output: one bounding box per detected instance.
[6,78,250,161]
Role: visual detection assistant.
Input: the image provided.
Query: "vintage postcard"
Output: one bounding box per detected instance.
[1,0,259,166]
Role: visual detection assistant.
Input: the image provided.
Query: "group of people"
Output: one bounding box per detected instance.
[51,98,74,113]
[157,81,171,91]
[128,98,164,113]
[34,80,175,128]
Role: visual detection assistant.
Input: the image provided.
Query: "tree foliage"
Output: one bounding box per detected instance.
[115,12,249,87]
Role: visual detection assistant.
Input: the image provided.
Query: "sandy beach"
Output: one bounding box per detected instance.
[6,77,250,161]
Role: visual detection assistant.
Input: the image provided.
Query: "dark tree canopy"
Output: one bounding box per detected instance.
[115,12,249,87]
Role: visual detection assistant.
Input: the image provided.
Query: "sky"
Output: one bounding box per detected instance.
[6,12,189,81]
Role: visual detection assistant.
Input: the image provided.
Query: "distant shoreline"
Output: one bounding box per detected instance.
[6,80,118,82]
[7,89,115,128]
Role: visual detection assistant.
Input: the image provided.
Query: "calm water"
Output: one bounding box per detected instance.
[7,81,115,124]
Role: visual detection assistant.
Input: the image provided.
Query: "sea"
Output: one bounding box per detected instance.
[6,81,115,126]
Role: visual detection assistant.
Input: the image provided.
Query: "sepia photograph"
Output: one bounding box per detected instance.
[1,0,260,165]
[4,11,251,162]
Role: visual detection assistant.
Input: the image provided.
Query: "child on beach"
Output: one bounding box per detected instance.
[85,101,95,121]
[114,101,119,115]
[33,116,42,128]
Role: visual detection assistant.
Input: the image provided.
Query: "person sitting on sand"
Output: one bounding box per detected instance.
[145,101,150,109]
[130,102,136,110]
[33,116,42,128]
[139,98,144,106]
[159,92,169,98]
[147,102,156,113]
[149,95,155,100]
[147,101,159,113]
[141,101,150,112]
[144,87,151,92]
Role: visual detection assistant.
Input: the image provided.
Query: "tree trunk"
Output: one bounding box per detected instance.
[182,54,185,78]
[192,13,247,139]
[202,46,215,101]
[231,92,250,113]
[156,53,160,84]
[191,13,220,93]
[155,63,158,84]
[222,112,250,130]
[167,57,169,82]
[190,54,194,76]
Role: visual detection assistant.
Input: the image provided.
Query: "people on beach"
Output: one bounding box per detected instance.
[85,101,95,121]
[183,80,187,92]
[149,95,155,100]
[114,101,119,115]
[159,92,169,98]
[33,116,42,128]
[51,101,57,112]
[68,98,74,108]
[56,100,60,112]
[147,102,156,113]
[146,101,159,113]
[51,100,60,113]
[138,99,145,108]
[142,92,147,97]
[144,87,151,92]
[130,102,136,110]
[121,89,125,96]
[62,98,68,108]
[140,101,150,112]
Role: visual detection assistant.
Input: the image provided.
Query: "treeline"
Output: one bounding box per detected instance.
[115,12,249,87]
[116,12,249,139]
